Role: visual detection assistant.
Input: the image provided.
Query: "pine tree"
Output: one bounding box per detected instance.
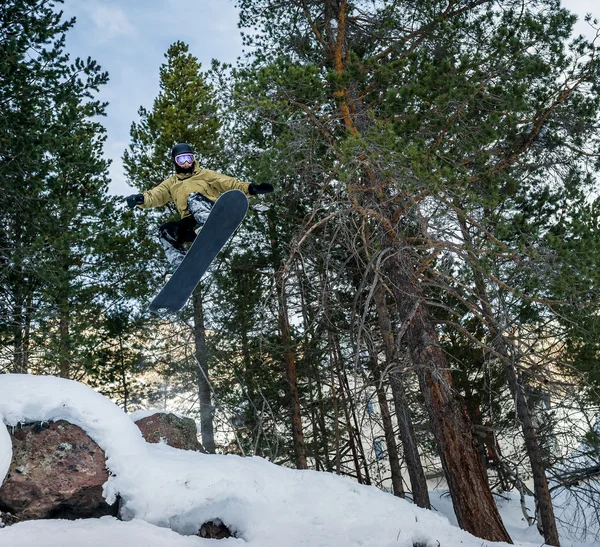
[124,41,223,187]
[124,41,226,452]
[0,0,75,372]
[231,0,600,543]
[0,0,130,381]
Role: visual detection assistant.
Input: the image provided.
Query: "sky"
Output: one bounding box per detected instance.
[59,0,245,197]
[1,373,599,546]
[57,0,599,199]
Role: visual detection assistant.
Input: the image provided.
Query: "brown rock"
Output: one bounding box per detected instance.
[198,520,234,539]
[134,413,205,452]
[0,421,118,521]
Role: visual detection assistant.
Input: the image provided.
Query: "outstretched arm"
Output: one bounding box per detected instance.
[205,169,274,196]
[140,177,174,208]
[204,170,252,196]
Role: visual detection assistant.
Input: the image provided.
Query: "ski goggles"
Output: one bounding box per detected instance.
[174,153,195,166]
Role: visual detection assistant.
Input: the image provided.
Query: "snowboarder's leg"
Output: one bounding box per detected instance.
[187,192,214,231]
[159,217,196,274]
[158,195,213,281]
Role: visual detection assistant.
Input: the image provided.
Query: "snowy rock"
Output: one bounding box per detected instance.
[134,413,205,453]
[4,374,547,547]
[0,420,118,522]
[198,520,233,539]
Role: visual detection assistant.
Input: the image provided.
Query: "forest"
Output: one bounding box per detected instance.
[1,0,600,545]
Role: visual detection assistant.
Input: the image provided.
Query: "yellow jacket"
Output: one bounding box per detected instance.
[140,162,251,218]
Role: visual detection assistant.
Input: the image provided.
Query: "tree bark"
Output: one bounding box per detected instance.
[328,332,342,475]
[276,271,308,469]
[267,211,308,469]
[367,342,405,498]
[310,359,333,472]
[373,282,430,508]
[387,254,512,543]
[460,217,560,546]
[12,287,25,374]
[411,303,511,542]
[22,292,32,373]
[119,336,129,412]
[59,298,70,379]
[12,310,25,373]
[331,334,371,483]
[504,361,559,545]
[11,234,31,374]
[192,290,216,454]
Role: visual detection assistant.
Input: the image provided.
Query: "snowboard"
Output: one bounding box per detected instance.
[149,189,249,315]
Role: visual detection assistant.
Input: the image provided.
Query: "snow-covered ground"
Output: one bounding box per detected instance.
[0,374,598,547]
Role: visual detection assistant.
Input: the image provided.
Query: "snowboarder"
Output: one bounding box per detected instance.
[126,143,274,279]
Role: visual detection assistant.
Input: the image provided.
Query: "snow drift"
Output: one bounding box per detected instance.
[0,374,592,547]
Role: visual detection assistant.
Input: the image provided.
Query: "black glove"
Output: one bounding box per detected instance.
[126,194,144,209]
[248,182,274,195]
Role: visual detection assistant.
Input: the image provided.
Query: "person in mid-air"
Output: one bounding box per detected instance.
[126,143,274,279]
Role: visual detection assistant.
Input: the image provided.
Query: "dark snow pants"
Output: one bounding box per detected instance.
[158,192,214,269]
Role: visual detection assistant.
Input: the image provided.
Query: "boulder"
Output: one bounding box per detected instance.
[134,413,205,452]
[199,520,234,539]
[0,420,118,522]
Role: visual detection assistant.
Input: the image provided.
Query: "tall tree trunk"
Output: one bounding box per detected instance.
[193,290,215,454]
[503,360,559,545]
[276,269,308,469]
[395,274,511,543]
[328,332,342,475]
[367,342,405,498]
[56,253,72,379]
[299,261,330,471]
[306,375,322,470]
[460,218,560,546]
[12,299,25,374]
[373,282,430,508]
[22,291,32,373]
[335,366,366,483]
[11,233,27,374]
[58,292,70,379]
[119,337,129,412]
[333,335,372,484]
[320,0,509,537]
[314,367,333,472]
[267,212,308,469]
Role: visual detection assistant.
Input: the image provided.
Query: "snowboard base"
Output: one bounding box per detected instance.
[149,189,249,314]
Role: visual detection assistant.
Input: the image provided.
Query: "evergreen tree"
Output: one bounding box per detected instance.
[85,306,149,412]
[35,58,113,378]
[124,41,226,452]
[124,41,223,188]
[0,0,75,372]
[0,0,135,381]
[231,0,600,543]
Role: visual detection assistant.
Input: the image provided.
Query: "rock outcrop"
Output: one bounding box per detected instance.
[134,412,205,452]
[0,421,117,523]
[0,412,219,536]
